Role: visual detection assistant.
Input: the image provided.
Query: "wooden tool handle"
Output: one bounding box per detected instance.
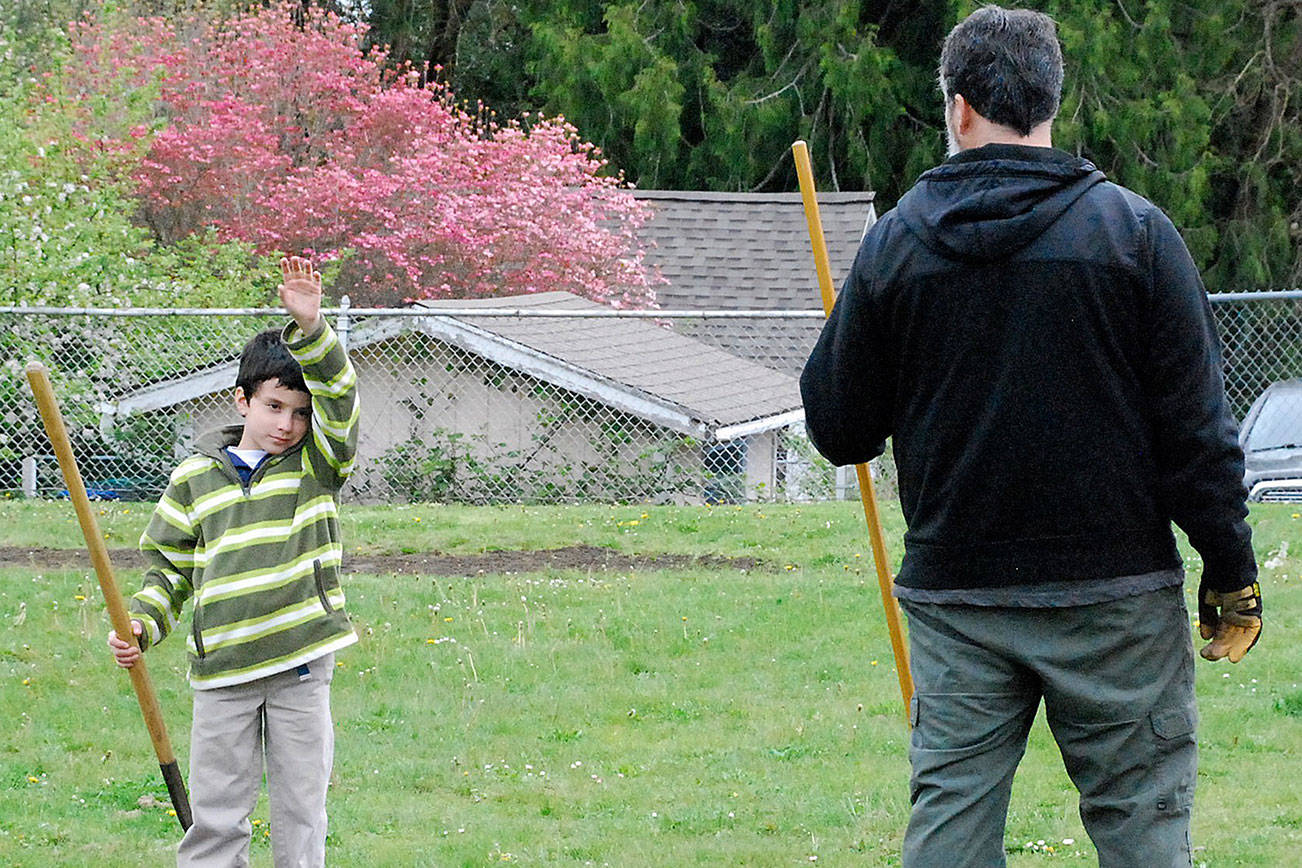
[791,142,915,722]
[24,361,193,829]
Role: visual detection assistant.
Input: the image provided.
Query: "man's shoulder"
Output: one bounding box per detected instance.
[1079,177,1162,220]
[856,205,915,254]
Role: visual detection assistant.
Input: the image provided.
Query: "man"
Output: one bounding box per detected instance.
[799,6,1261,866]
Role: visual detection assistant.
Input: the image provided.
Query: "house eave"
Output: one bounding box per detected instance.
[713,409,805,442]
[113,363,238,416]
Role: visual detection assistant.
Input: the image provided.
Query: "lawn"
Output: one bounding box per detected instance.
[0,499,1299,866]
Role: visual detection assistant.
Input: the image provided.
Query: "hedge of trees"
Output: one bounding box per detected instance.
[365,0,1300,295]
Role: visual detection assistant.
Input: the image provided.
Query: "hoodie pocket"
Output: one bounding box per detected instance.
[313,560,336,614]
[191,603,205,659]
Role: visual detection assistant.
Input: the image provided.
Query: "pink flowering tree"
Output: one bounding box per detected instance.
[59,3,659,307]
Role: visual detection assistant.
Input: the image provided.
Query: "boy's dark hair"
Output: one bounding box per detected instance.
[939,5,1063,136]
[235,328,308,398]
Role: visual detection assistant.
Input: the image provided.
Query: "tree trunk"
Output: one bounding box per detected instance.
[422,0,473,86]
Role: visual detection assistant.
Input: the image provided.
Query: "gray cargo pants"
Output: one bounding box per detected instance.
[177,653,335,868]
[899,587,1197,868]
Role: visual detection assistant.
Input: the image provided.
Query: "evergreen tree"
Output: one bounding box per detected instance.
[364,0,1298,293]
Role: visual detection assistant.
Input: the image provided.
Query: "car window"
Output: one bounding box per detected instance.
[1246,392,1302,451]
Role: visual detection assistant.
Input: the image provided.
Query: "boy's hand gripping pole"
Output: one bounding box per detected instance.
[25,362,193,831]
[791,141,914,725]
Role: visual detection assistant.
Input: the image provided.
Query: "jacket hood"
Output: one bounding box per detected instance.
[196,424,245,459]
[896,144,1106,263]
[194,423,308,461]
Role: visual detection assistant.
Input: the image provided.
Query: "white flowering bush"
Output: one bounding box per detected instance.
[0,63,277,307]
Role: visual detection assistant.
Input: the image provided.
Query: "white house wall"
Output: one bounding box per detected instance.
[347,336,708,503]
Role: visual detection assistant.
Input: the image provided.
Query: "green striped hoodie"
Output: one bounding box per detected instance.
[130,319,360,689]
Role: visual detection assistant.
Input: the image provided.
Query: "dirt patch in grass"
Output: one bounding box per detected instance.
[0,544,764,576]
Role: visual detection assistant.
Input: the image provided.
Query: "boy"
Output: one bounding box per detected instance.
[108,256,359,867]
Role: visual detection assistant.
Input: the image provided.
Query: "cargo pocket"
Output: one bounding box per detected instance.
[1151,706,1196,740]
[313,560,336,614]
[1150,704,1197,815]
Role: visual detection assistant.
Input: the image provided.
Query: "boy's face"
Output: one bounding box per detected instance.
[234,379,311,454]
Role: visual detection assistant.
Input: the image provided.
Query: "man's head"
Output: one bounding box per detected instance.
[233,328,311,454]
[939,5,1063,152]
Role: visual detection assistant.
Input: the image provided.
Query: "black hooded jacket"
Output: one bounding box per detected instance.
[800,144,1256,594]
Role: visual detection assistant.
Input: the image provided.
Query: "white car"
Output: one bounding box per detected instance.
[1239,379,1302,502]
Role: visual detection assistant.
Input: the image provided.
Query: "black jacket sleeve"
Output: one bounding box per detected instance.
[1141,209,1257,591]
[799,244,894,467]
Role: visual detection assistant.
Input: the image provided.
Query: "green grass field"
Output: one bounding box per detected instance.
[1,499,1299,865]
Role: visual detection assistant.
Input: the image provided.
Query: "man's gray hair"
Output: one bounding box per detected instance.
[939,5,1063,136]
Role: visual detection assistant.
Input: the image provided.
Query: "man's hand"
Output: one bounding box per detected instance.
[279,255,324,335]
[1198,581,1261,663]
[107,619,144,669]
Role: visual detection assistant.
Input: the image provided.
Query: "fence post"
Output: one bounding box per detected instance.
[337,294,351,351]
[834,465,853,500]
[21,456,36,498]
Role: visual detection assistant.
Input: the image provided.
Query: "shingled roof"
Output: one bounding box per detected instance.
[408,291,802,439]
[633,190,876,375]
[634,190,876,310]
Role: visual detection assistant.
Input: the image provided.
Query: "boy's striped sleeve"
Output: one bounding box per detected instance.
[284,319,359,491]
[129,472,199,650]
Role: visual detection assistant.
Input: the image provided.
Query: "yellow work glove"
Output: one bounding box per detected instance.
[1198,581,1262,663]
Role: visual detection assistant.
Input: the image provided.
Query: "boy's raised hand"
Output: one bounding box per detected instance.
[279,255,324,335]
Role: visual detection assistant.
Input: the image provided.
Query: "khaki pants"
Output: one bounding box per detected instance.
[178,653,335,868]
[900,588,1197,868]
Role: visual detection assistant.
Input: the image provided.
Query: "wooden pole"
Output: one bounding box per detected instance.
[791,141,914,723]
[24,362,193,830]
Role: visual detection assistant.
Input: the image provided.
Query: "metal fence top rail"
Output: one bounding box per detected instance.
[0,289,1296,317]
[1207,290,1302,303]
[0,306,831,318]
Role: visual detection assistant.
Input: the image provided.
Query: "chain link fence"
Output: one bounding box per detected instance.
[1,291,1299,506]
